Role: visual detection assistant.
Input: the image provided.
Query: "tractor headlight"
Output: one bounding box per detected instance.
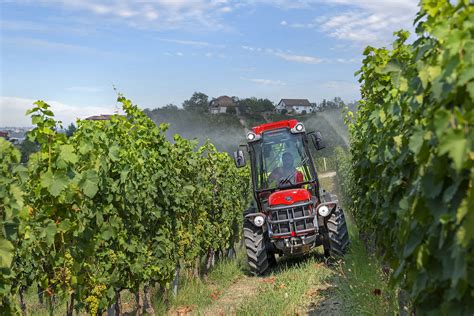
[253,215,265,227]
[318,205,330,217]
[246,131,261,142]
[291,122,305,133]
[295,123,304,131]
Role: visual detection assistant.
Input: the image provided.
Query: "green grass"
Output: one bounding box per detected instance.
[20,284,68,316]
[334,213,399,315]
[237,254,333,315]
[154,249,247,314]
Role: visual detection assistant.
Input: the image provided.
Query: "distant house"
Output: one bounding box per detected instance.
[209,96,237,114]
[276,99,313,114]
[0,131,9,139]
[85,114,116,121]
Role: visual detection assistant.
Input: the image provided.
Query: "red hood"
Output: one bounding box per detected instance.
[268,189,311,206]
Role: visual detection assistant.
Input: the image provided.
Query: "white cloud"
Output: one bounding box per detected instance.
[321,0,416,14]
[0,96,122,127]
[157,38,226,49]
[241,78,286,86]
[29,0,237,31]
[323,80,359,95]
[275,52,324,64]
[279,0,418,46]
[241,45,326,64]
[318,11,411,46]
[2,37,115,57]
[242,45,255,51]
[335,57,359,64]
[220,6,233,13]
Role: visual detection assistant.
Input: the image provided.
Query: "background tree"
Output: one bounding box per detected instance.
[65,123,76,137]
[19,138,39,163]
[320,99,327,111]
[237,98,274,114]
[333,97,345,109]
[163,103,179,110]
[226,106,237,115]
[182,92,209,113]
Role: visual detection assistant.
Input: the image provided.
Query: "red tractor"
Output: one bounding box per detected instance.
[234,119,349,275]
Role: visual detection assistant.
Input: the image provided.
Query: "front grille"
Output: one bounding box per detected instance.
[267,202,315,237]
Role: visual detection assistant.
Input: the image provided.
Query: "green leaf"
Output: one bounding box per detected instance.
[59,144,78,164]
[102,228,114,241]
[409,130,424,154]
[58,219,72,232]
[183,185,195,194]
[0,239,14,268]
[458,66,474,86]
[403,226,423,258]
[40,170,69,197]
[79,170,99,198]
[380,61,401,74]
[45,222,57,246]
[438,129,468,172]
[109,145,120,161]
[467,82,474,100]
[433,109,450,137]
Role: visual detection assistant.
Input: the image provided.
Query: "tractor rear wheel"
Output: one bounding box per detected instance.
[243,220,274,276]
[327,207,350,257]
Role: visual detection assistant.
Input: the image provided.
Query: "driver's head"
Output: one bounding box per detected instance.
[282,152,294,169]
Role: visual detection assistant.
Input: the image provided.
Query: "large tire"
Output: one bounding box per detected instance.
[327,207,350,257]
[243,220,274,276]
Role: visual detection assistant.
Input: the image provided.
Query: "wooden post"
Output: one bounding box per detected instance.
[19,286,27,316]
[135,287,143,316]
[193,256,200,278]
[114,289,121,316]
[173,266,180,296]
[66,293,74,316]
[143,285,156,316]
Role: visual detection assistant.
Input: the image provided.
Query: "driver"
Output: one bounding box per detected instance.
[269,152,304,185]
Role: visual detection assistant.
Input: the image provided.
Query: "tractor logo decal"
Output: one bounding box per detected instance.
[285,196,292,201]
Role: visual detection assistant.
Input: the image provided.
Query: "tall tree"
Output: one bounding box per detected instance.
[182,92,209,113]
[65,123,76,137]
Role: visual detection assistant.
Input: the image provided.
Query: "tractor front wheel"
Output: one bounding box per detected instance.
[327,207,350,257]
[243,220,274,276]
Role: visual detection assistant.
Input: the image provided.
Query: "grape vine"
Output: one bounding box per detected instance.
[348,1,473,313]
[0,96,250,314]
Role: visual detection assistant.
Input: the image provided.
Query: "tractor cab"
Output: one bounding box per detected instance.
[234,119,349,275]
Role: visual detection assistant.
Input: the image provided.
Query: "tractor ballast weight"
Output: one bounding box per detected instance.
[235,119,349,275]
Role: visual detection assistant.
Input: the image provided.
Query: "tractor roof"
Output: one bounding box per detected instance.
[252,119,298,135]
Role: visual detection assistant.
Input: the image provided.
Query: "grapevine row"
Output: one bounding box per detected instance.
[347,1,473,314]
[0,95,250,314]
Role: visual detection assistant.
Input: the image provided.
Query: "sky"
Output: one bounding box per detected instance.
[0,0,418,126]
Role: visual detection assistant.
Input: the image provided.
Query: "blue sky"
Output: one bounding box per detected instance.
[1,0,417,126]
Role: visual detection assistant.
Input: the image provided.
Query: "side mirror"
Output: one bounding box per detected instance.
[311,131,325,150]
[233,150,246,168]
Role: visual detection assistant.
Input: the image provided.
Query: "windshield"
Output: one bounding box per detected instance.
[251,129,313,190]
